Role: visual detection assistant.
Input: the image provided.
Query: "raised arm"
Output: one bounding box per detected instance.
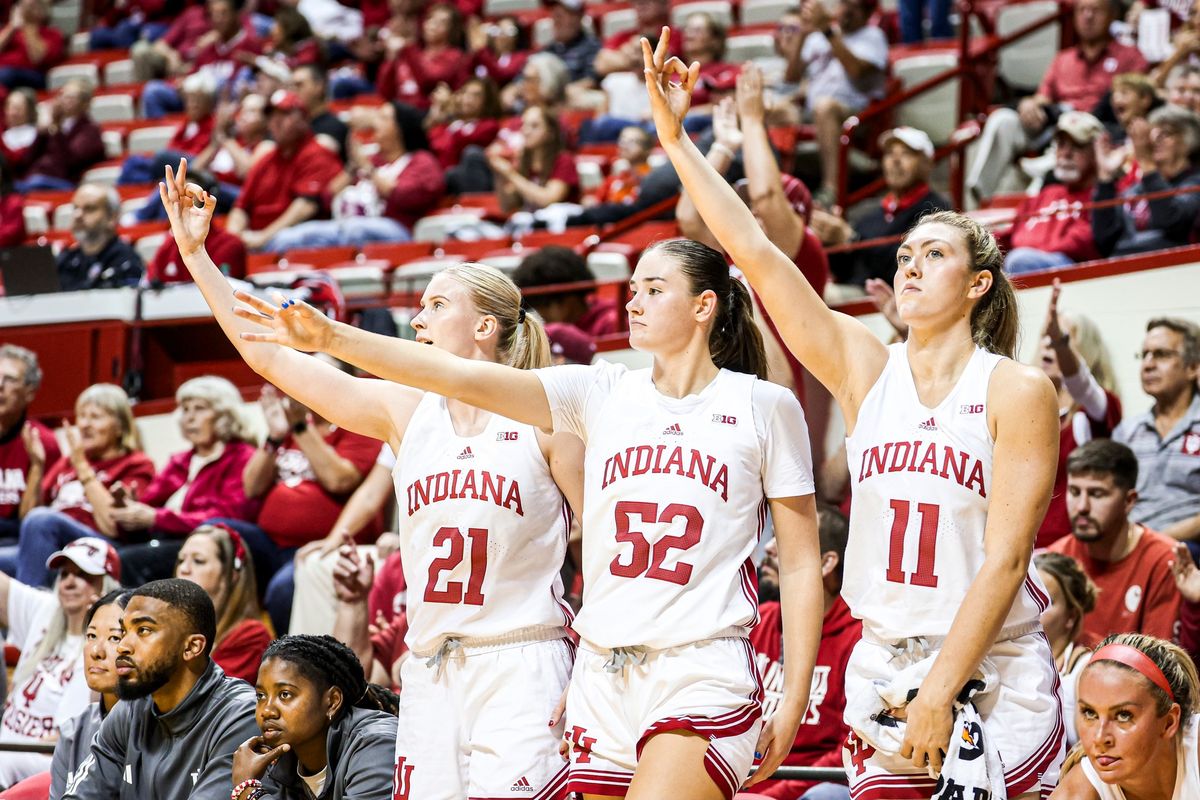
[643,30,887,420]
[160,160,413,447]
[736,65,803,260]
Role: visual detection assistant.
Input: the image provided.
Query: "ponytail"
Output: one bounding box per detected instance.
[507,306,553,370]
[647,239,768,379]
[441,262,552,369]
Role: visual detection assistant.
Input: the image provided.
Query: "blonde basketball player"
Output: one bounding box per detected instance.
[640,28,1064,800]
[177,188,828,795]
[159,162,583,800]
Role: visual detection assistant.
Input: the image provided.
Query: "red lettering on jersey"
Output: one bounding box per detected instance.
[601,445,730,501]
[567,725,598,764]
[496,431,520,441]
[406,470,525,516]
[845,731,875,777]
[393,756,415,799]
[857,441,987,498]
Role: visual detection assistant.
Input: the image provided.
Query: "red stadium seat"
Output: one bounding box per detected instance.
[361,241,434,266]
[246,252,281,275]
[280,246,357,270]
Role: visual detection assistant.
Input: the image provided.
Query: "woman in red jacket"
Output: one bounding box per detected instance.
[105,375,260,584]
[377,2,469,110]
[0,152,25,246]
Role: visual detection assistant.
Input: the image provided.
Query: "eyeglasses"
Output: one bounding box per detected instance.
[0,375,27,389]
[1136,348,1184,362]
[777,24,802,34]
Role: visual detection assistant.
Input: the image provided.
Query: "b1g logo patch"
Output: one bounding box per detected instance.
[959,404,984,415]
[712,414,737,426]
[496,431,520,441]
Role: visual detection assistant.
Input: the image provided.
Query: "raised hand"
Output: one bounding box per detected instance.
[711,97,743,152]
[259,385,290,441]
[642,27,699,147]
[1094,134,1129,182]
[158,158,216,257]
[1043,278,1065,343]
[736,62,766,124]
[1172,542,1200,603]
[232,289,336,353]
[21,422,45,467]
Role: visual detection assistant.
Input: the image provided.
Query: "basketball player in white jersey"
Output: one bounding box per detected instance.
[1052,634,1199,800]
[157,162,584,800]
[640,28,1065,799]
[178,191,830,794]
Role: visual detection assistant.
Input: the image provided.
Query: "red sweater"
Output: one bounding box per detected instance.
[148,223,246,283]
[470,49,527,87]
[1008,184,1102,263]
[212,618,272,684]
[234,134,344,231]
[0,25,64,71]
[41,451,156,533]
[166,114,215,156]
[0,193,25,247]
[750,597,861,798]
[428,118,499,168]
[135,441,259,536]
[27,116,105,182]
[0,418,60,522]
[378,44,470,110]
[378,150,446,230]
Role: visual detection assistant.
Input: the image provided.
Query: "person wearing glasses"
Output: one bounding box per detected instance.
[1115,317,1200,552]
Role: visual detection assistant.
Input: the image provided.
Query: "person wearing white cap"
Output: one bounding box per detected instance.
[1003,111,1104,274]
[0,538,121,789]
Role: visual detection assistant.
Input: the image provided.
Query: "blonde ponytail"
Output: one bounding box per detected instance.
[441,262,551,370]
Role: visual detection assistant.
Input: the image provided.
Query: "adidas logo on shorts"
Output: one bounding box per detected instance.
[663,423,683,435]
[510,777,534,792]
[457,446,474,460]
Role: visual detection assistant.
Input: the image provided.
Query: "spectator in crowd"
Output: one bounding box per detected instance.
[1172,540,1200,666]
[0,345,59,544]
[292,64,348,160]
[793,0,889,207]
[231,384,380,635]
[55,184,145,291]
[489,104,579,214]
[899,0,951,43]
[1153,5,1200,88]
[174,524,271,684]
[231,636,398,800]
[468,15,528,87]
[1051,633,1198,800]
[226,91,345,251]
[967,0,1146,203]
[1166,63,1200,115]
[191,92,273,200]
[14,80,105,193]
[1093,105,1200,256]
[1034,551,1097,748]
[546,322,597,365]
[377,2,470,111]
[586,125,654,206]
[9,383,154,586]
[257,7,323,74]
[332,539,407,688]
[1115,317,1200,543]
[87,0,175,49]
[512,245,619,337]
[812,126,951,287]
[1036,281,1122,549]
[1049,439,1182,645]
[765,7,808,124]
[0,0,64,90]
[593,0,674,79]
[0,154,23,247]
[426,76,503,168]
[60,579,260,800]
[267,100,445,251]
[130,1,210,82]
[140,0,264,119]
[118,72,219,186]
[1003,112,1105,273]
[677,12,734,110]
[48,590,127,799]
[502,50,569,116]
[0,539,121,788]
[745,505,859,800]
[1,88,38,176]
[1103,72,1158,144]
[542,0,600,86]
[147,169,247,284]
[62,376,259,585]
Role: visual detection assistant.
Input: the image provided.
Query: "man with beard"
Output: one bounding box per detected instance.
[62,578,258,800]
[1002,111,1104,274]
[55,183,144,291]
[748,505,860,800]
[1049,439,1181,646]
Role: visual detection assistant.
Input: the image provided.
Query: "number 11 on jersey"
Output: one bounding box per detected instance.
[885,499,940,587]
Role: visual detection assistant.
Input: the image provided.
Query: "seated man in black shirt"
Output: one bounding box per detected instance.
[292,64,349,162]
[57,184,144,291]
[810,126,951,289]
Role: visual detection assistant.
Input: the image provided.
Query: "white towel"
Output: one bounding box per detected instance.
[844,643,1008,800]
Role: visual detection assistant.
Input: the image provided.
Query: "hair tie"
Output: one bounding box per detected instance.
[1091,643,1175,702]
[210,523,246,571]
[517,307,527,324]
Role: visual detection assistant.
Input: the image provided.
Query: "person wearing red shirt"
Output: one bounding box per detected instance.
[333,544,408,687]
[0,0,64,90]
[117,72,219,186]
[232,385,380,634]
[130,3,210,81]
[1049,440,1182,646]
[377,3,470,110]
[747,505,860,800]
[490,105,579,214]
[426,77,503,168]
[13,384,154,587]
[0,154,23,247]
[468,15,529,88]
[149,222,246,284]
[593,0,676,78]
[587,126,653,206]
[0,346,59,549]
[227,90,345,251]
[1,88,37,178]
[15,80,105,193]
[967,0,1147,203]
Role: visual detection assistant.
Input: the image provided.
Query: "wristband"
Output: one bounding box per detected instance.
[291,420,308,436]
[709,142,735,161]
[264,436,285,450]
[232,779,262,800]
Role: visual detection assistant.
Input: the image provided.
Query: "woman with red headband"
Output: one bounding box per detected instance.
[1052,632,1199,799]
[174,524,271,683]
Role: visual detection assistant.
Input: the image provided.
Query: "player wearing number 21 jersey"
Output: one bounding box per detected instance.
[537,360,816,798]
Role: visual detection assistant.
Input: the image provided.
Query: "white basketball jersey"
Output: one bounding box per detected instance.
[538,362,815,650]
[843,343,1050,642]
[393,394,573,654]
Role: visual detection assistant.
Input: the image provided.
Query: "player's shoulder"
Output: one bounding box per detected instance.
[988,358,1056,414]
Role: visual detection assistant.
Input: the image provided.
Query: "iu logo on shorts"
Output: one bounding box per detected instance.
[844,731,876,777]
[393,757,415,800]
[566,725,597,764]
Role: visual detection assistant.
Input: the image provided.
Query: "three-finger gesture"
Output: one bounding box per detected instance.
[642,27,699,147]
[158,158,216,257]
[232,290,336,353]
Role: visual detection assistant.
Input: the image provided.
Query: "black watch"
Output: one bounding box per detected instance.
[265,435,285,450]
[292,420,308,435]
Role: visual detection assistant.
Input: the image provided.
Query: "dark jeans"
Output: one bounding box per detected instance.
[89,19,170,50]
[0,66,46,90]
[899,0,953,42]
[208,518,297,634]
[117,538,185,586]
[15,174,76,193]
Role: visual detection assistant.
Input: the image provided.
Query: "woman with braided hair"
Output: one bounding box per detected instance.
[1052,632,1199,799]
[231,634,398,800]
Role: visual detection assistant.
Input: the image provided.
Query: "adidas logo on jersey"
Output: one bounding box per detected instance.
[457,446,474,460]
[663,423,683,435]
[510,777,534,792]
[918,417,937,431]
